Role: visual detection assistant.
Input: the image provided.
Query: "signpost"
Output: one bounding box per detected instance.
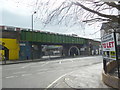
[114,32,120,78]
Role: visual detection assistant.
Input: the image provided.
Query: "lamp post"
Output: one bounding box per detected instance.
[32,11,36,32]
[31,11,36,60]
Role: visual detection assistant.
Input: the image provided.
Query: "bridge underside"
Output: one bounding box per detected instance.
[19,41,100,60]
[19,41,84,60]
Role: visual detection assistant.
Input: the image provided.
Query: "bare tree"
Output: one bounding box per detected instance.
[33,0,120,26]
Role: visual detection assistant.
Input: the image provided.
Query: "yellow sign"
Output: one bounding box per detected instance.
[103,51,116,60]
[110,51,116,59]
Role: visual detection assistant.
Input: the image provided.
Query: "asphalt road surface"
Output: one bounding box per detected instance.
[2,56,104,88]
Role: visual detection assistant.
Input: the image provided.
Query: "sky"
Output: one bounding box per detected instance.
[0,0,102,40]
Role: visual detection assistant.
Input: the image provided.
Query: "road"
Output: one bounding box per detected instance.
[2,56,105,88]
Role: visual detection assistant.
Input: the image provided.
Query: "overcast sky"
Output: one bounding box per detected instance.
[0,0,102,40]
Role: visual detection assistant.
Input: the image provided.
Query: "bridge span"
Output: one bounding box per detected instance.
[0,26,101,60]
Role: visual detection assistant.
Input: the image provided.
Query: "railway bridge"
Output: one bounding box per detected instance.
[0,26,101,60]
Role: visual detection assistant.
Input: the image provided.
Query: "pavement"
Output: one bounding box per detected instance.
[50,63,111,89]
[64,64,110,88]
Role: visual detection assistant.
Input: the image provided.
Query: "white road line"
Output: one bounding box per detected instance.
[3,68,18,71]
[21,74,32,76]
[59,61,62,64]
[38,62,46,64]
[71,60,73,62]
[13,71,26,74]
[41,62,49,67]
[3,62,48,71]
[65,78,70,81]
[21,63,35,68]
[6,76,18,79]
[36,68,48,72]
[30,66,40,68]
[46,70,75,89]
[46,74,67,89]
[37,72,43,75]
[31,62,49,68]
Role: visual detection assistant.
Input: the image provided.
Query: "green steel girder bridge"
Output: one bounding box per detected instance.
[1,26,100,59]
[20,30,86,45]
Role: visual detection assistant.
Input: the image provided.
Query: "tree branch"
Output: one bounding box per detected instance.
[83,18,110,23]
[105,2,120,10]
[73,2,119,22]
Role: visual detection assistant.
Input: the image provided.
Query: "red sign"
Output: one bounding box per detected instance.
[102,41,114,49]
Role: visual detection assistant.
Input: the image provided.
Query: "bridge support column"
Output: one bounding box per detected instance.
[32,43,42,59]
[38,44,42,58]
[62,45,70,57]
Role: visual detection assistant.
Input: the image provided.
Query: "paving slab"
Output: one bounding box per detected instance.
[64,63,110,88]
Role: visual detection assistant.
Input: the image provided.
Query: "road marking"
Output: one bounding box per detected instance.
[45,70,75,89]
[37,72,41,74]
[32,62,49,68]
[37,72,44,75]
[21,74,32,76]
[71,60,73,62]
[46,74,67,89]
[13,71,26,74]
[38,62,46,64]
[21,63,35,68]
[59,61,62,64]
[65,78,70,81]
[36,68,48,72]
[30,66,40,68]
[6,76,18,79]
[3,62,49,71]
[41,62,49,67]
[38,62,45,64]
[2,68,19,71]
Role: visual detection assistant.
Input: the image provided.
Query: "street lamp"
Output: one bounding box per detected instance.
[32,11,36,32]
[31,11,36,60]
